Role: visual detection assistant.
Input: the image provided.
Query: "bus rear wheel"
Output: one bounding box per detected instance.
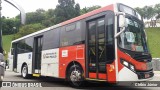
[21,65,30,79]
[67,65,84,87]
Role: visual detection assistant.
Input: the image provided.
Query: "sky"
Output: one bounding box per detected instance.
[1,0,160,18]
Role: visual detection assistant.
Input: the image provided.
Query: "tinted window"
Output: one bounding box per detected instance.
[98,18,105,62]
[17,40,26,54]
[106,12,115,63]
[42,28,60,50]
[88,21,96,72]
[60,22,82,47]
[25,37,33,52]
[15,37,34,54]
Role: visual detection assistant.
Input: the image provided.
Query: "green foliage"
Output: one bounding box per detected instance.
[26,9,46,24]
[2,17,20,35]
[146,27,160,58]
[25,8,55,27]
[154,4,160,19]
[135,7,145,20]
[54,0,80,24]
[135,6,156,20]
[81,5,101,15]
[2,35,13,60]
[13,23,45,39]
[42,9,55,27]
[144,6,155,20]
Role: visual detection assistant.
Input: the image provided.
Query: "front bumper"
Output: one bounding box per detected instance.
[136,70,154,80]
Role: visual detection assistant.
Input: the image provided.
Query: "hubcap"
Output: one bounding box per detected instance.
[22,67,27,77]
[70,69,82,86]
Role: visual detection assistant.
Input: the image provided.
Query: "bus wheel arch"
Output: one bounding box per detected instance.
[66,61,85,87]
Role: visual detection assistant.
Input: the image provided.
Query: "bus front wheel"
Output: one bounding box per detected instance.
[67,65,84,87]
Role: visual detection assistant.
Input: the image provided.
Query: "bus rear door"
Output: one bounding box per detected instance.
[32,36,43,76]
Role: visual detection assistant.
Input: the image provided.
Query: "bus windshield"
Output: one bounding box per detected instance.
[119,17,148,52]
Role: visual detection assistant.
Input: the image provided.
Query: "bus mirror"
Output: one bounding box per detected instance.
[119,15,125,28]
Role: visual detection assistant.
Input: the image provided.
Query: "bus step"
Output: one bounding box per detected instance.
[32,74,40,77]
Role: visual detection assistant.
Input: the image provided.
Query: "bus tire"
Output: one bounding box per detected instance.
[21,65,30,79]
[67,64,85,88]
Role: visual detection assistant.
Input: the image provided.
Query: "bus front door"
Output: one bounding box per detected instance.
[32,36,43,75]
[87,17,107,80]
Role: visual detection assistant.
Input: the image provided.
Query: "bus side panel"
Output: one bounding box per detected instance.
[17,52,32,74]
[41,48,59,77]
[59,44,85,78]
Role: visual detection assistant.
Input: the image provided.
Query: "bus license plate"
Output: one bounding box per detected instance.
[145,74,150,78]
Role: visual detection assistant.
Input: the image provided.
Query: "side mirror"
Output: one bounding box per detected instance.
[115,12,126,38]
[119,15,126,28]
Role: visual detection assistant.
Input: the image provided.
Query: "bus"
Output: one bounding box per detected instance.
[9,3,154,87]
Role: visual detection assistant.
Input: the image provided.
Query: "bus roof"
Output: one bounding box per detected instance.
[12,4,114,43]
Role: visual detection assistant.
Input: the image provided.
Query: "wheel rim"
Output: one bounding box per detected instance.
[70,68,82,86]
[22,67,27,77]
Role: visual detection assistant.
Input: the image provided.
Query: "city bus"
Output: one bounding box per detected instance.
[9,3,154,87]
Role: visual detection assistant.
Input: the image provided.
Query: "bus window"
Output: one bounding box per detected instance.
[106,12,115,63]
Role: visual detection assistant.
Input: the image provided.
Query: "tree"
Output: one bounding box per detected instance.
[2,16,20,35]
[26,9,46,25]
[81,5,101,15]
[43,9,55,27]
[135,7,145,21]
[154,4,160,19]
[145,6,156,27]
[54,0,80,24]
[13,23,45,39]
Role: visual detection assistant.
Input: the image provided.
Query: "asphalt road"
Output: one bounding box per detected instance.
[1,70,160,90]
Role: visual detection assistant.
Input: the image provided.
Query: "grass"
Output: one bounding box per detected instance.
[146,27,160,58]
[1,27,160,59]
[2,35,13,60]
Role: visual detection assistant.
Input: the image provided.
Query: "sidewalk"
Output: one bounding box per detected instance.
[151,71,160,81]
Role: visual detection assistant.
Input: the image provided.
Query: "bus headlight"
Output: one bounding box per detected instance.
[121,59,135,72]
[123,60,129,67]
[130,64,135,71]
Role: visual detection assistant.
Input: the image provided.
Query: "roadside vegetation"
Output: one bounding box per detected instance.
[146,27,160,58]
[2,35,13,60]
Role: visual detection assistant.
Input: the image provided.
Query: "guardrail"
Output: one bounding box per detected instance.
[152,58,160,71]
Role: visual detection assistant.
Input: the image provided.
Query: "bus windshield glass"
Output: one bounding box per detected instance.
[119,17,148,52]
